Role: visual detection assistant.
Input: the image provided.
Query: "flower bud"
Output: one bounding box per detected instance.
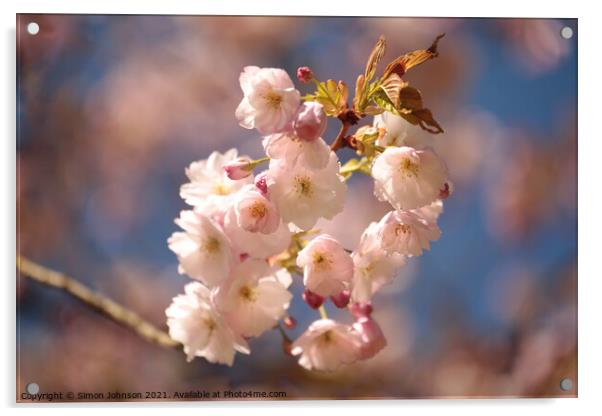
[349,302,373,318]
[224,157,252,180]
[283,316,297,330]
[330,290,350,308]
[352,317,386,359]
[439,181,454,200]
[254,171,269,195]
[293,102,327,142]
[302,289,324,309]
[296,66,314,83]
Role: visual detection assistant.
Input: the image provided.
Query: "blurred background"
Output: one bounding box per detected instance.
[16,15,577,400]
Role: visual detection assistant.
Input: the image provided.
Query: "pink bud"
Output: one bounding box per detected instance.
[302,289,324,309]
[296,66,314,83]
[283,316,297,330]
[352,317,387,359]
[293,102,327,142]
[254,171,269,196]
[330,290,350,308]
[349,302,373,318]
[439,182,451,199]
[224,157,252,180]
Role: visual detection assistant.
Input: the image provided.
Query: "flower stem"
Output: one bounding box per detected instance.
[318,305,329,320]
[250,156,270,169]
[16,254,179,349]
[330,122,351,151]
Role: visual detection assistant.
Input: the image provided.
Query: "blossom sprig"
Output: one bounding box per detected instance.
[165,35,453,371]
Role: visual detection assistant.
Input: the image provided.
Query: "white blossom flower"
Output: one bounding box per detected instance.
[378,207,441,257]
[291,319,362,371]
[231,185,281,234]
[180,149,254,210]
[351,222,406,303]
[373,111,433,148]
[374,111,409,147]
[235,66,301,135]
[223,208,291,259]
[267,152,346,230]
[166,282,250,366]
[168,211,233,287]
[352,317,387,360]
[213,259,292,338]
[414,199,444,223]
[262,131,331,170]
[297,234,353,297]
[372,146,448,210]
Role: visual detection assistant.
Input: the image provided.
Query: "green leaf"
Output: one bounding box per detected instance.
[339,157,372,180]
[371,89,401,116]
[313,79,348,116]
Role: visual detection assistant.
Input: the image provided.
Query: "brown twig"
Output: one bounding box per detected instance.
[17,254,179,349]
[330,122,351,151]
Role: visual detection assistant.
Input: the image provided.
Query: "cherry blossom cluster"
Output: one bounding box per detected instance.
[166,35,452,371]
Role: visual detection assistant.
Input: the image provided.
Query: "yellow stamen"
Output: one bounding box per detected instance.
[294,175,312,197]
[214,183,229,195]
[203,237,220,254]
[264,91,283,109]
[312,252,332,271]
[239,285,256,302]
[400,158,419,177]
[395,224,411,235]
[250,201,267,219]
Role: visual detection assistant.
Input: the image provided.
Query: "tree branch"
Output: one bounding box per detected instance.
[17,254,179,349]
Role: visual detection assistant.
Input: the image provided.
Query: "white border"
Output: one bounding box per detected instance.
[3,0,600,415]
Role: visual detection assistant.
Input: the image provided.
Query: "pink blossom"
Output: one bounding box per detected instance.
[213,259,292,338]
[267,153,346,230]
[293,102,327,142]
[223,207,291,259]
[291,319,362,371]
[180,149,254,211]
[372,146,448,210]
[168,211,233,287]
[235,66,301,135]
[352,317,387,360]
[165,282,249,366]
[378,208,441,257]
[262,131,331,170]
[351,222,406,302]
[231,185,280,234]
[297,234,353,297]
